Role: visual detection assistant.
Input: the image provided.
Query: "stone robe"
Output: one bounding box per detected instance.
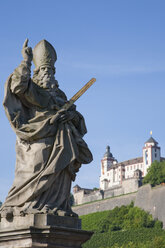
[2,61,93,215]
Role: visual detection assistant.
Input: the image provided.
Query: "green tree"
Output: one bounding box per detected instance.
[93,187,99,191]
[143,160,165,186]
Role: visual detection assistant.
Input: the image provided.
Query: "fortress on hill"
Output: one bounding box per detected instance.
[73,135,165,205]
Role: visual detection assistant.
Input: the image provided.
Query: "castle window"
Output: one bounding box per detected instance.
[155,153,157,158]
[155,149,157,152]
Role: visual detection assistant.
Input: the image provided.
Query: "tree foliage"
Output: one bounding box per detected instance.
[99,203,162,232]
[143,160,165,186]
[82,202,162,233]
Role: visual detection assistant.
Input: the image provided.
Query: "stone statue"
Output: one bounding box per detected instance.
[1,39,93,218]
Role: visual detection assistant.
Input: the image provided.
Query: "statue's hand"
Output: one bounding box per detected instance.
[58,110,77,123]
[50,109,67,124]
[50,109,76,124]
[57,109,70,123]
[21,38,33,63]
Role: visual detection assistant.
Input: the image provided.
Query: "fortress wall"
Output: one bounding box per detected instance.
[81,191,103,204]
[104,186,123,199]
[74,191,84,205]
[73,184,165,227]
[73,178,139,205]
[72,193,136,216]
[122,178,139,194]
[74,190,103,205]
[135,184,165,227]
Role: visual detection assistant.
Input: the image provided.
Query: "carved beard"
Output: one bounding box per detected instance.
[33,72,57,90]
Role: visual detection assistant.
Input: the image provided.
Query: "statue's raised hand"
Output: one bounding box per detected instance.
[21,38,33,63]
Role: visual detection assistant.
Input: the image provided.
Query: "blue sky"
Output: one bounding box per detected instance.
[0,0,165,201]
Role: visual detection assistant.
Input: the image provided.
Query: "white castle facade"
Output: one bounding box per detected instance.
[100,136,162,190]
[73,136,165,205]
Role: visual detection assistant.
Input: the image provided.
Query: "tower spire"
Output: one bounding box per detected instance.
[104,145,111,158]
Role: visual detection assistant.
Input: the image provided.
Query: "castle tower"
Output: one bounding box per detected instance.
[100,146,117,190]
[101,146,116,175]
[143,135,160,176]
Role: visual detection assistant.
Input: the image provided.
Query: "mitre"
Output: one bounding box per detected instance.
[33,40,57,69]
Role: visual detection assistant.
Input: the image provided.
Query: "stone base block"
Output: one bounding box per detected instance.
[0,214,81,230]
[0,214,93,247]
[0,226,93,248]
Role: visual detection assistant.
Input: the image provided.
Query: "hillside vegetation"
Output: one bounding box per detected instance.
[143,160,165,186]
[81,202,165,248]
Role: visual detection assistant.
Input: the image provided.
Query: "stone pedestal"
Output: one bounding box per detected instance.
[0,214,93,248]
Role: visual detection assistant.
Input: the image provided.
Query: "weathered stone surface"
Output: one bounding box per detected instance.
[1,39,93,217]
[135,184,165,228]
[0,225,93,248]
[0,38,94,248]
[0,214,81,230]
[134,184,151,212]
[0,214,92,247]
